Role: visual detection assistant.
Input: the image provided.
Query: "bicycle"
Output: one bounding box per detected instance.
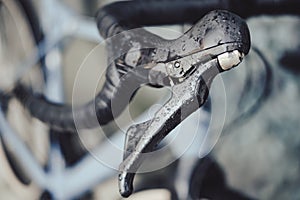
[0,0,300,199]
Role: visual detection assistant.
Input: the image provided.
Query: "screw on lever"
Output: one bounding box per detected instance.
[118,10,250,197]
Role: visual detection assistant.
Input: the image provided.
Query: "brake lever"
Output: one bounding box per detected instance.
[119,51,243,196]
[117,10,251,197]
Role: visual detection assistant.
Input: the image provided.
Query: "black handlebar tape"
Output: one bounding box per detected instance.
[96,0,300,39]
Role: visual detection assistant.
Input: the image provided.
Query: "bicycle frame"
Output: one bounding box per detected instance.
[0,0,112,199]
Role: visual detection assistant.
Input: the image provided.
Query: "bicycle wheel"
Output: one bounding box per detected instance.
[0,0,48,199]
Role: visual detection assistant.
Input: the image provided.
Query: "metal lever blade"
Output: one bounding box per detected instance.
[119,58,221,197]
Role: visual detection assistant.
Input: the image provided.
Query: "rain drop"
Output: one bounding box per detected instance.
[118,174,123,181]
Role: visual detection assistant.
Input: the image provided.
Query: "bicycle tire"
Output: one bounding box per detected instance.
[0,0,46,197]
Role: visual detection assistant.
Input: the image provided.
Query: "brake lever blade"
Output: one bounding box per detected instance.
[119,58,221,197]
[116,9,251,197]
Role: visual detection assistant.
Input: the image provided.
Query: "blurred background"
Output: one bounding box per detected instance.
[0,0,300,199]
